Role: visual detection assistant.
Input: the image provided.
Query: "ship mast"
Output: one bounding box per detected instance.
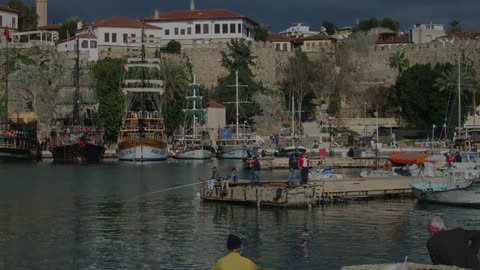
[3,37,8,124]
[73,37,81,125]
[140,27,146,135]
[457,53,461,136]
[192,74,197,140]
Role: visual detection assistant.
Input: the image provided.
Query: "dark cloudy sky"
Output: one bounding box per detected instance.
[11,0,480,32]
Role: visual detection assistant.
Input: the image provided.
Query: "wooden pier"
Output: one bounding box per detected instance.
[200,177,448,207]
[245,156,388,169]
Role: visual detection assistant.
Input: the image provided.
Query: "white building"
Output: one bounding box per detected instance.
[0,5,19,31]
[279,23,319,38]
[143,9,257,46]
[56,33,98,61]
[57,16,163,61]
[410,23,445,44]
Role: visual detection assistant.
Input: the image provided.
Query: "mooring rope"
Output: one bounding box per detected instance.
[129,181,203,200]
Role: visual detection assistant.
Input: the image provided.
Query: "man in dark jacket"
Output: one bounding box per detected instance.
[426,216,480,269]
[288,155,298,186]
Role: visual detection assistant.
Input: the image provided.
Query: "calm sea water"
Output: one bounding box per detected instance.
[0,160,480,270]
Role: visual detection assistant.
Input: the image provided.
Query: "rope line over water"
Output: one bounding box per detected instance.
[130,182,203,200]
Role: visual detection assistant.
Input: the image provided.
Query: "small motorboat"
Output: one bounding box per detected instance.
[309,168,343,180]
[411,178,480,206]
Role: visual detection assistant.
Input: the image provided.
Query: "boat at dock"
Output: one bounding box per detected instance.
[172,75,213,160]
[49,38,105,163]
[216,71,259,159]
[411,179,480,206]
[117,33,167,162]
[0,118,39,160]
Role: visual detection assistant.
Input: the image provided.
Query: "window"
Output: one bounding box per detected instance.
[165,29,170,35]
[187,27,191,35]
[283,43,287,51]
[230,23,236,33]
[131,34,136,43]
[112,33,117,43]
[215,24,220,34]
[203,24,209,34]
[90,40,97,48]
[276,44,280,51]
[123,33,128,43]
[181,29,185,35]
[238,23,241,34]
[222,24,228,34]
[175,28,179,35]
[195,24,201,34]
[0,16,3,27]
[104,33,110,42]
[12,17,15,28]
[81,40,88,48]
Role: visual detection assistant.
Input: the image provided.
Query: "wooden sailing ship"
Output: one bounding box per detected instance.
[117,31,167,161]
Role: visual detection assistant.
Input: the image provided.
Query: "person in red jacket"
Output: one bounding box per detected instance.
[298,154,310,185]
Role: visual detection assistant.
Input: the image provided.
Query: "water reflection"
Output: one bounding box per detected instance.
[0,161,479,269]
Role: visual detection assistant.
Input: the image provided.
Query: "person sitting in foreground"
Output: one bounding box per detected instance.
[426,216,480,269]
[211,234,259,270]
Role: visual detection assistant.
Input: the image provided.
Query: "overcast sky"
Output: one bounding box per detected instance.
[13,0,480,32]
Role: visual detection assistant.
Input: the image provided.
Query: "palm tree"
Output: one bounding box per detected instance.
[448,20,461,34]
[388,51,410,73]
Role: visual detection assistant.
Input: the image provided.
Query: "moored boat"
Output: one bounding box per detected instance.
[117,32,167,162]
[0,119,39,160]
[411,180,480,206]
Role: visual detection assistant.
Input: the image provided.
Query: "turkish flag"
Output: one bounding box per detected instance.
[3,26,11,43]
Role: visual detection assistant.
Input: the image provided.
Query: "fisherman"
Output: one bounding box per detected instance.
[211,167,220,180]
[225,167,238,184]
[426,216,480,269]
[455,151,463,162]
[211,234,259,270]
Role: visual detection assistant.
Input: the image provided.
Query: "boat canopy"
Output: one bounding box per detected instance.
[387,152,432,165]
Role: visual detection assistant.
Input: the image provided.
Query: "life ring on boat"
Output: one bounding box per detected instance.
[9,130,15,136]
[1,130,6,136]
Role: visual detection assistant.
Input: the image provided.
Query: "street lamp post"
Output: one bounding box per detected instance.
[432,124,436,150]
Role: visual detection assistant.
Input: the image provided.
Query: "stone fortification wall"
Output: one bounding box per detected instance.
[181,41,293,88]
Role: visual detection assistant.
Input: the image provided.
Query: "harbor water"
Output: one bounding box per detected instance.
[1,160,480,269]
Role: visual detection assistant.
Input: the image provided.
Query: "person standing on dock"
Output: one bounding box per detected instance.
[298,154,310,185]
[211,167,220,180]
[250,157,261,184]
[211,234,259,270]
[288,154,299,185]
[426,216,480,269]
[225,168,238,183]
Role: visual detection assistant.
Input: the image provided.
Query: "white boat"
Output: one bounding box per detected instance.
[117,33,167,162]
[216,71,259,159]
[309,168,343,180]
[411,180,480,206]
[173,75,213,160]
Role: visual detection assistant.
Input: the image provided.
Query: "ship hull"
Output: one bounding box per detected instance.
[118,139,168,161]
[0,147,34,160]
[217,144,258,159]
[174,148,212,159]
[49,142,105,163]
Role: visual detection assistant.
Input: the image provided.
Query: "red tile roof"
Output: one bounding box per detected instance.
[57,33,97,45]
[91,16,161,30]
[375,33,411,45]
[435,32,480,40]
[208,99,226,109]
[144,9,258,25]
[37,24,61,31]
[0,5,19,14]
[267,33,291,42]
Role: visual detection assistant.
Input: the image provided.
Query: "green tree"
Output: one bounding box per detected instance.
[91,58,125,143]
[165,40,182,54]
[448,20,461,34]
[381,18,400,32]
[388,51,410,73]
[254,24,270,41]
[160,59,190,134]
[8,0,37,31]
[216,40,262,123]
[59,17,80,41]
[322,21,337,35]
[391,63,474,129]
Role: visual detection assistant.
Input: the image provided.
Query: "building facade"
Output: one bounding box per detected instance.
[143,9,257,47]
[301,35,336,52]
[36,0,47,27]
[279,23,319,38]
[267,33,292,52]
[410,23,445,44]
[0,5,19,31]
[56,33,98,61]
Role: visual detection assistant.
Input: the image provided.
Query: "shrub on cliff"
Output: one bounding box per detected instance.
[92,58,124,143]
[354,17,400,32]
[165,40,182,54]
[8,0,37,31]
